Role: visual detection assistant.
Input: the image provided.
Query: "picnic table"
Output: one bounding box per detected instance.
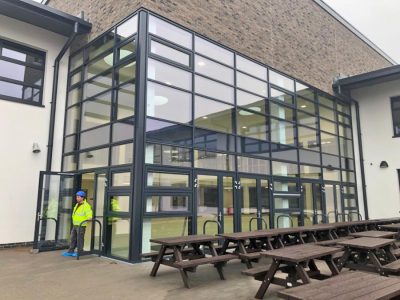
[350,230,397,239]
[278,271,400,300]
[254,244,341,299]
[337,237,397,275]
[146,235,237,288]
[380,223,400,238]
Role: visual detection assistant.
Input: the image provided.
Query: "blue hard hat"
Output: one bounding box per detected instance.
[76,191,86,197]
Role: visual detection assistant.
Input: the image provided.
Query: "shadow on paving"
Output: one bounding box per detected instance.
[1,247,343,300]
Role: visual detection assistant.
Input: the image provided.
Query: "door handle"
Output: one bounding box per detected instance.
[218,211,222,221]
[37,212,42,222]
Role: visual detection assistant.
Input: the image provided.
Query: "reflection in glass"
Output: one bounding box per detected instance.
[111,143,134,165]
[297,111,317,128]
[237,72,267,97]
[318,94,334,108]
[70,71,81,86]
[194,150,235,171]
[64,135,77,153]
[117,83,135,119]
[147,118,192,146]
[150,40,190,66]
[146,196,189,212]
[118,42,136,61]
[296,82,314,100]
[274,181,297,192]
[297,97,316,115]
[145,143,191,167]
[274,197,299,209]
[108,218,130,259]
[223,177,234,233]
[237,137,270,158]
[197,175,218,235]
[195,55,233,84]
[83,72,112,100]
[0,60,43,86]
[323,168,340,181]
[272,161,298,177]
[321,132,339,155]
[113,119,134,142]
[320,118,337,134]
[271,119,295,145]
[109,195,129,212]
[88,34,114,59]
[194,128,234,152]
[270,102,294,121]
[116,60,136,85]
[147,82,191,124]
[62,155,77,172]
[87,53,112,79]
[299,149,321,165]
[81,91,111,130]
[270,88,294,105]
[237,156,270,174]
[322,154,340,168]
[112,172,131,187]
[300,165,322,179]
[195,96,233,133]
[269,70,294,92]
[67,87,81,107]
[236,55,267,80]
[80,126,110,149]
[65,106,80,135]
[236,110,268,140]
[342,171,355,183]
[149,15,192,49]
[319,105,335,121]
[148,58,191,90]
[195,75,234,104]
[147,172,189,188]
[195,36,233,66]
[236,89,267,114]
[339,124,352,139]
[116,15,137,40]
[298,126,319,151]
[70,52,83,71]
[261,179,270,228]
[340,137,353,158]
[79,147,109,169]
[271,146,297,161]
[240,178,257,232]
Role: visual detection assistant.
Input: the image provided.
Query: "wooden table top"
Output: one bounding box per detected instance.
[350,230,396,238]
[338,237,396,250]
[261,244,341,262]
[150,235,221,246]
[380,224,400,230]
[278,271,400,300]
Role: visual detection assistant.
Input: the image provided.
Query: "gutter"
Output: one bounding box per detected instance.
[46,21,79,172]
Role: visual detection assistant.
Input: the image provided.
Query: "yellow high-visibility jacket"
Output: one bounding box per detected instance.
[72,200,93,226]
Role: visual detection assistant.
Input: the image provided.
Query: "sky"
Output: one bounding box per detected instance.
[324,0,400,64]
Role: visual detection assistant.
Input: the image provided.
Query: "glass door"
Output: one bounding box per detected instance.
[272,179,302,228]
[195,172,235,235]
[237,176,270,232]
[301,181,324,225]
[33,171,76,252]
[324,183,343,223]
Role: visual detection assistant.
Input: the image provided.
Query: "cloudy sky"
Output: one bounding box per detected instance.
[324,0,400,64]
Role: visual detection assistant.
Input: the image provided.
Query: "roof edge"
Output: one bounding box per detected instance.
[314,0,397,65]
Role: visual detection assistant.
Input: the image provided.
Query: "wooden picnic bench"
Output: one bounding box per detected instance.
[278,271,400,300]
[350,230,397,239]
[147,235,238,288]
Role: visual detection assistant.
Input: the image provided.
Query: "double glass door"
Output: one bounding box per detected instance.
[324,183,344,222]
[272,179,302,228]
[302,181,324,225]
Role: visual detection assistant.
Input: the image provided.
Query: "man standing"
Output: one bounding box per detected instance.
[62,191,93,257]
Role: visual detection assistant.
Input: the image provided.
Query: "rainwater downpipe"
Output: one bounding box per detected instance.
[46,22,79,172]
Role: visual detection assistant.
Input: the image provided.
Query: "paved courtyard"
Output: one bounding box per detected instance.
[0,247,339,300]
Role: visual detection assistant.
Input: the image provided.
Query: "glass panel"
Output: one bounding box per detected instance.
[197,175,218,235]
[147,82,192,124]
[148,58,191,91]
[270,102,294,121]
[149,15,192,49]
[62,155,76,172]
[320,118,337,134]
[70,52,83,71]
[223,177,234,233]
[142,216,189,252]
[81,91,111,130]
[150,40,190,66]
[269,70,294,92]
[108,218,130,259]
[113,119,134,142]
[147,172,189,188]
[338,114,351,125]
[296,82,314,100]
[0,60,43,85]
[194,128,234,152]
[65,106,80,135]
[338,125,352,139]
[297,97,316,114]
[342,171,355,183]
[79,147,109,169]
[70,71,81,86]
[195,36,233,65]
[237,72,268,97]
[195,55,233,84]
[325,184,336,223]
[194,150,235,171]
[319,105,335,121]
[195,96,233,133]
[145,143,191,167]
[240,178,257,232]
[274,212,299,228]
[270,88,294,105]
[111,143,134,165]
[274,197,299,209]
[118,42,136,61]
[146,196,189,212]
[340,137,353,158]
[147,118,192,146]
[274,181,297,192]
[117,83,135,119]
[272,161,298,177]
[322,154,340,168]
[116,15,137,40]
[237,110,268,140]
[342,157,354,170]
[88,34,114,59]
[87,53,112,79]
[321,132,339,155]
[270,119,295,145]
[116,60,136,85]
[64,135,77,153]
[300,165,322,179]
[299,149,320,165]
[318,94,334,108]
[236,89,267,114]
[237,137,270,158]
[93,174,106,251]
[109,195,129,212]
[195,75,234,104]
[323,168,340,181]
[261,179,270,229]
[298,126,319,151]
[112,172,131,187]
[83,72,112,100]
[67,87,81,107]
[237,156,270,174]
[302,183,314,225]
[271,146,297,161]
[298,111,317,128]
[236,55,267,80]
[80,126,110,149]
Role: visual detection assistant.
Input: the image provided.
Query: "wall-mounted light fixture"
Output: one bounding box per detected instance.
[86,151,94,158]
[32,143,41,153]
[380,161,389,168]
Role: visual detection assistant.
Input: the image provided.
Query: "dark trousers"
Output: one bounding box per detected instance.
[68,225,86,253]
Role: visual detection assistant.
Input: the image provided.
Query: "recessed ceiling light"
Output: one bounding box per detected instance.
[242,126,247,129]
[202,116,208,119]
[165,81,171,85]
[301,105,307,108]
[152,96,168,106]
[197,61,205,66]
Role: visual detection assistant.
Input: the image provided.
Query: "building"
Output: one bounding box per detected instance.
[0,0,396,262]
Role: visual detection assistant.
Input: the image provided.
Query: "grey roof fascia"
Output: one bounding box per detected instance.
[314,0,397,65]
[0,0,91,36]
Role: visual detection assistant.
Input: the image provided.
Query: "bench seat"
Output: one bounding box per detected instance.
[172,254,237,269]
[392,248,400,258]
[140,248,194,261]
[238,252,263,260]
[383,260,400,273]
[316,236,353,246]
[241,264,271,277]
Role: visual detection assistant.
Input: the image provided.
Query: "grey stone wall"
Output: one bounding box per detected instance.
[48,0,391,93]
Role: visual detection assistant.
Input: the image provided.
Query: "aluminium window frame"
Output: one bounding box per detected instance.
[391,96,400,138]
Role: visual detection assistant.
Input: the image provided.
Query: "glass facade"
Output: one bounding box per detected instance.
[64,10,357,262]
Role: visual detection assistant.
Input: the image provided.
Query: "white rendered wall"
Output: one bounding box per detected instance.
[0,15,69,244]
[351,79,400,219]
